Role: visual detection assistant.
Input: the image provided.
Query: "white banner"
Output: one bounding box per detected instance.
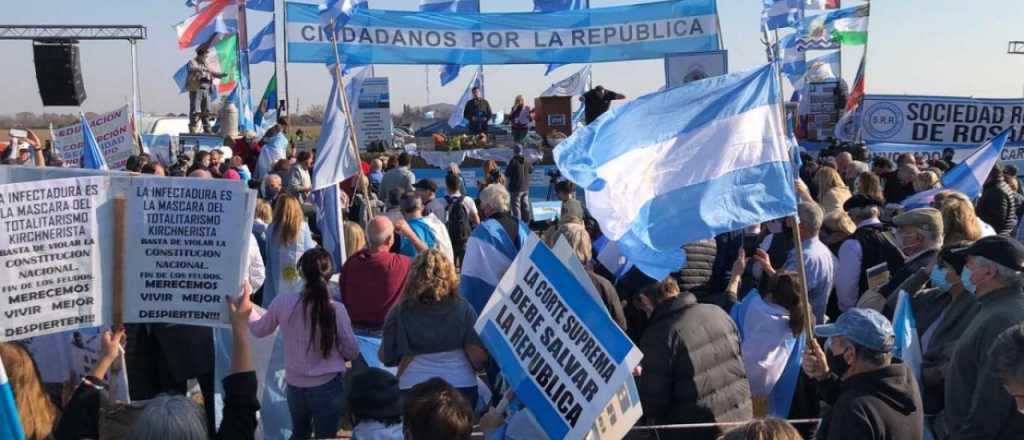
[0,177,107,341]
[52,105,137,170]
[475,235,643,440]
[356,77,393,149]
[861,95,1024,147]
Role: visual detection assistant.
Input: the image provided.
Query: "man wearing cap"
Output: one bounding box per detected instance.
[836,194,906,312]
[803,308,923,440]
[943,236,1024,439]
[414,179,445,221]
[876,208,943,301]
[397,191,453,262]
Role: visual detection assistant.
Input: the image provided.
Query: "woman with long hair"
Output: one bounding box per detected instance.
[0,343,57,440]
[729,250,809,419]
[379,249,487,409]
[937,195,982,243]
[815,167,852,214]
[264,195,317,306]
[343,221,367,259]
[250,248,359,440]
[508,95,533,143]
[854,171,886,205]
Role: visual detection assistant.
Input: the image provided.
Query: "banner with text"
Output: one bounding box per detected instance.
[0,168,256,338]
[861,95,1024,147]
[475,236,643,440]
[356,77,394,149]
[286,0,720,65]
[53,105,137,170]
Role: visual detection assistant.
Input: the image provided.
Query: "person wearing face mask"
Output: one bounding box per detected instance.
[802,308,924,440]
[870,208,943,304]
[941,236,1024,439]
[879,243,978,433]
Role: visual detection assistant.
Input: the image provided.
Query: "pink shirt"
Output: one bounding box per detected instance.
[249,292,360,388]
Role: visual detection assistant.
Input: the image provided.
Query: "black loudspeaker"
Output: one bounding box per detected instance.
[33,40,87,106]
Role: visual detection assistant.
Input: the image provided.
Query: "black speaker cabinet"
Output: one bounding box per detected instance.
[33,40,87,106]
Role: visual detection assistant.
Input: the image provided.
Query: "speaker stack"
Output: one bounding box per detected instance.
[32,40,87,106]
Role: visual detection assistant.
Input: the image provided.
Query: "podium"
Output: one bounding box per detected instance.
[534,96,573,138]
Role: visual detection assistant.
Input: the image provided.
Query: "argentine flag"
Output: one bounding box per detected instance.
[80,113,108,170]
[892,290,923,386]
[901,129,1011,209]
[0,356,24,440]
[249,19,275,64]
[319,0,356,33]
[762,0,803,31]
[554,64,797,277]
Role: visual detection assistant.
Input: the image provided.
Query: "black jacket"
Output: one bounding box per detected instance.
[54,371,259,440]
[504,155,531,193]
[582,88,625,124]
[637,293,752,440]
[587,269,628,331]
[463,98,492,134]
[815,364,923,440]
[976,180,1019,236]
[673,239,717,300]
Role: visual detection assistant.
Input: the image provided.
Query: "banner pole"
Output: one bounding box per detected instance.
[282,0,291,115]
[113,195,126,328]
[328,19,371,204]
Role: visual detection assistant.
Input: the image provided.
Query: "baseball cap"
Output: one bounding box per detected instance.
[413,179,437,192]
[815,308,895,353]
[952,235,1024,272]
[893,208,943,236]
[843,194,884,212]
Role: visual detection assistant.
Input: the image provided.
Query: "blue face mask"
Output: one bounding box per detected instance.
[930,266,952,292]
[961,267,977,294]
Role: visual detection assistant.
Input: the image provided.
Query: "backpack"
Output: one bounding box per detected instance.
[446,195,472,246]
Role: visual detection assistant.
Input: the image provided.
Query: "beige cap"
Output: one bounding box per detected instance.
[893,207,943,235]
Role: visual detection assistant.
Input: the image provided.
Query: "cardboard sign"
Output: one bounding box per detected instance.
[53,105,137,169]
[0,177,107,341]
[475,235,643,440]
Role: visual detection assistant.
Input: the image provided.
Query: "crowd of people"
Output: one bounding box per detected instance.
[4,119,1024,440]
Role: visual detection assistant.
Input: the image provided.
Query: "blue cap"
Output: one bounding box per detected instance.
[815,308,894,353]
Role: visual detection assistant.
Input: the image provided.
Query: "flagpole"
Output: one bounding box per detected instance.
[772,48,816,339]
[238,0,255,131]
[282,0,291,114]
[328,18,371,204]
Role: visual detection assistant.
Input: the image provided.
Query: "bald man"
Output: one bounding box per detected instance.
[189,169,212,179]
[340,216,413,334]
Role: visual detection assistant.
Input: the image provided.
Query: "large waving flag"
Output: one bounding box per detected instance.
[826,4,869,45]
[312,67,366,191]
[835,54,865,142]
[762,0,803,31]
[249,19,275,64]
[541,65,591,97]
[0,356,24,440]
[554,64,797,277]
[448,68,484,129]
[319,0,357,34]
[892,290,924,386]
[254,73,278,127]
[534,0,589,75]
[420,0,480,86]
[175,0,237,49]
[209,33,240,95]
[80,113,108,170]
[902,129,1012,209]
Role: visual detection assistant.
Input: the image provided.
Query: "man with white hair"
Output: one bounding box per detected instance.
[836,195,905,312]
[845,160,870,188]
[880,208,942,299]
[460,184,531,314]
[943,236,1024,439]
[340,216,413,334]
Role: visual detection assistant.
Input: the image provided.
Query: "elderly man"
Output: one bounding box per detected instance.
[943,236,1024,439]
[285,151,313,203]
[757,202,836,325]
[260,174,282,202]
[397,191,453,261]
[835,151,853,179]
[803,308,923,440]
[992,324,1024,413]
[378,153,416,206]
[340,216,413,334]
[836,195,905,312]
[460,184,530,314]
[845,160,870,188]
[877,208,942,299]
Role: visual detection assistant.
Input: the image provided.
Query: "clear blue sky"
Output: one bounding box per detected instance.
[1,0,1022,116]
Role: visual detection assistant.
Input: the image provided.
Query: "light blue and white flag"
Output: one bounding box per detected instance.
[534,0,589,75]
[892,290,923,385]
[460,217,531,314]
[901,129,1011,209]
[312,68,365,191]
[313,185,347,271]
[173,63,222,102]
[249,19,275,64]
[319,0,356,34]
[418,0,480,86]
[80,113,108,170]
[554,64,797,278]
[541,65,591,97]
[762,0,803,31]
[0,357,24,440]
[448,68,484,129]
[248,0,275,12]
[730,290,805,418]
[789,50,839,90]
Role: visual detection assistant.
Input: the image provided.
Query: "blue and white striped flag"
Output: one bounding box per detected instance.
[319,0,356,34]
[554,64,797,279]
[312,67,365,191]
[80,113,108,170]
[460,218,531,314]
[313,185,347,271]
[892,290,923,385]
[249,19,275,64]
[534,0,589,75]
[541,65,591,97]
[901,129,1011,209]
[419,0,479,85]
[763,0,803,30]
[0,357,25,440]
[448,68,483,129]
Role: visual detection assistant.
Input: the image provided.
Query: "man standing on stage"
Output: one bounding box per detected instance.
[581,85,626,125]
[463,87,493,136]
[186,45,227,134]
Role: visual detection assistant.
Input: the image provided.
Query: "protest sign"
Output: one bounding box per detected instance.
[0,177,107,341]
[861,95,1024,147]
[286,0,720,65]
[355,77,394,150]
[53,106,137,169]
[475,235,643,440]
[123,177,257,327]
